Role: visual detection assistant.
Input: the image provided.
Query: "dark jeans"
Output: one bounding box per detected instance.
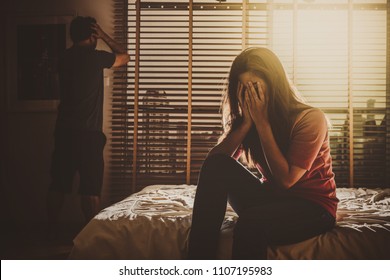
[187,154,335,259]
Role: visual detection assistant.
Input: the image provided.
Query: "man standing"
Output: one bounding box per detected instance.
[47,16,129,237]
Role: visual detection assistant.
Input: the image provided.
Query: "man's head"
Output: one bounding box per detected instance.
[70,16,97,48]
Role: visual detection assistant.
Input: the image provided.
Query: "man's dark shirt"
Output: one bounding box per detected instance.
[56,46,115,132]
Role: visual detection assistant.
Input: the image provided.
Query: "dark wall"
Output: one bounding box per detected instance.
[0,0,116,227]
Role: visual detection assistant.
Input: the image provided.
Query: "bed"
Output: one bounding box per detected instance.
[69,185,390,259]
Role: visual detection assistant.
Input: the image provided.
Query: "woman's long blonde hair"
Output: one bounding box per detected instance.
[221,47,310,167]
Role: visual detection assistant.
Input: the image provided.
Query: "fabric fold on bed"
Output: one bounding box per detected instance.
[69,185,390,259]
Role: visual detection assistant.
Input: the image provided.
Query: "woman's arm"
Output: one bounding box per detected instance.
[209,82,252,158]
[208,122,251,157]
[255,121,306,189]
[245,82,306,189]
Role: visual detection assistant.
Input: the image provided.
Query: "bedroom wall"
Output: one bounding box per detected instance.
[0,0,116,230]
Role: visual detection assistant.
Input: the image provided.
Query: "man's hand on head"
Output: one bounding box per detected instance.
[91,23,105,40]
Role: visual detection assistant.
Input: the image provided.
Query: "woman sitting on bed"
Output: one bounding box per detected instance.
[187,47,339,260]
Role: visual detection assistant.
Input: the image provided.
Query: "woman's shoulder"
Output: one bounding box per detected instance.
[301,107,325,119]
[293,107,328,131]
[296,106,324,121]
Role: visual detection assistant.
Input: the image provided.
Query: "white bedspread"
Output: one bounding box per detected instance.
[69,185,390,259]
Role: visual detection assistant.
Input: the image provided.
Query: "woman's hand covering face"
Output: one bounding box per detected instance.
[244,80,269,125]
[237,82,253,127]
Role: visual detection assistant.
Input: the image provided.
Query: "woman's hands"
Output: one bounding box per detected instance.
[238,80,269,128]
[237,82,253,128]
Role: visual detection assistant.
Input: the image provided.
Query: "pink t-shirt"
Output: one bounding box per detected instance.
[237,108,339,218]
[285,108,338,217]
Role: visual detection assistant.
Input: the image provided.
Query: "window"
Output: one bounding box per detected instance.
[111,0,389,201]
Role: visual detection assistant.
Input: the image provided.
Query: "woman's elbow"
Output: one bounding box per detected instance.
[277,166,306,190]
[277,177,295,190]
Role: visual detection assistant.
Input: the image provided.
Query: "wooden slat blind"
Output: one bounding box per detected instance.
[111,0,389,202]
[110,0,136,202]
[387,0,390,187]
[352,6,387,186]
[191,2,247,184]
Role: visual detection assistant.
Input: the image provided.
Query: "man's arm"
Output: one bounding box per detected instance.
[92,23,130,67]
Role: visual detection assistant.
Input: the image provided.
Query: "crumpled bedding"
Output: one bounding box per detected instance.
[69,185,390,259]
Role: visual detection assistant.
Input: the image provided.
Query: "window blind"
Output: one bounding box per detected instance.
[111,0,389,202]
[191,2,247,184]
[110,0,136,202]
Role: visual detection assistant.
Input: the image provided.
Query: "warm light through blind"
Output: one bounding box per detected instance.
[111,0,389,201]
